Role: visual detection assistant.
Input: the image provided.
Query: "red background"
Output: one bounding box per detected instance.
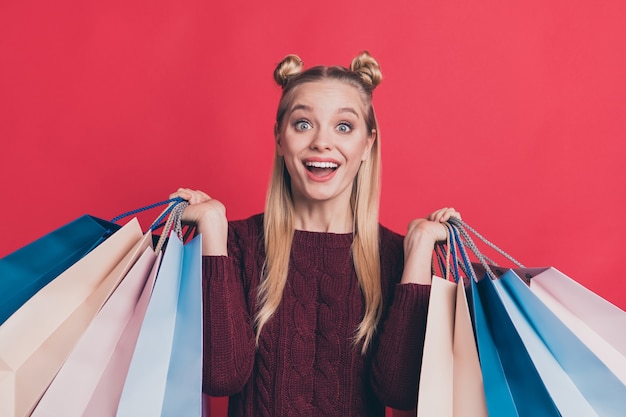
[1,1,625,415]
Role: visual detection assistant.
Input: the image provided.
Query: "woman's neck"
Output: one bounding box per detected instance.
[292,200,354,233]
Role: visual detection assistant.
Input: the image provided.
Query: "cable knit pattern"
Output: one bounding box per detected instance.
[254,315,274,416]
[315,275,346,413]
[202,214,430,416]
[285,266,316,415]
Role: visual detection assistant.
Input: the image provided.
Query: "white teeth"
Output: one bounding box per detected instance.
[305,161,338,169]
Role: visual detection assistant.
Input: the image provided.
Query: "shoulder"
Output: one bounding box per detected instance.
[229,213,264,233]
[378,224,405,287]
[379,224,404,251]
[227,213,264,248]
[378,224,404,266]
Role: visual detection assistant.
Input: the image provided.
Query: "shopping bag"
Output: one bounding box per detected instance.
[416,225,487,417]
[468,274,519,417]
[116,232,203,417]
[0,215,120,324]
[30,243,160,417]
[470,269,561,417]
[399,225,487,417]
[417,276,456,416]
[491,267,626,417]
[451,279,487,416]
[525,267,626,385]
[31,197,188,417]
[446,223,560,417]
[162,233,203,416]
[0,218,146,417]
[448,218,626,417]
[80,250,161,417]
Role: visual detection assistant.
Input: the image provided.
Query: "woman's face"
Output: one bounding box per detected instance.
[276,79,375,207]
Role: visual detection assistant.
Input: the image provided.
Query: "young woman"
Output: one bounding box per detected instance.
[173,51,460,416]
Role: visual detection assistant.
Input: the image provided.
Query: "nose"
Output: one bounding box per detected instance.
[310,128,333,151]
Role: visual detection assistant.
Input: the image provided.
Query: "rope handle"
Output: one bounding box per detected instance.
[448,223,483,282]
[433,225,453,281]
[111,197,196,253]
[443,222,462,282]
[154,200,190,253]
[433,222,472,284]
[111,197,185,231]
[445,220,521,281]
[448,217,525,269]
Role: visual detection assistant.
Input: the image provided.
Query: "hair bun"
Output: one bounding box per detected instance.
[274,54,304,88]
[350,51,382,89]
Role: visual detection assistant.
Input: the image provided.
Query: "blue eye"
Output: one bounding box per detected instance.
[337,122,353,133]
[295,120,312,131]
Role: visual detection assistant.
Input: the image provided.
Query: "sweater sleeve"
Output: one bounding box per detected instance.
[369,229,431,410]
[202,222,257,396]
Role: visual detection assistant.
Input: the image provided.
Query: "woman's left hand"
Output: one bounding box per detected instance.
[405,207,461,245]
[401,207,461,284]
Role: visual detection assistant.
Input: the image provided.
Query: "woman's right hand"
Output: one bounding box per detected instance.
[169,188,228,256]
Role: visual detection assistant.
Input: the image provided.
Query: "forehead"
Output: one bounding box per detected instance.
[289,80,366,113]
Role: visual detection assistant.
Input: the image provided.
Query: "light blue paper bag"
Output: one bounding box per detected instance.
[116,233,202,417]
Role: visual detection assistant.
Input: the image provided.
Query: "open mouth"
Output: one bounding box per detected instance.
[304,161,339,177]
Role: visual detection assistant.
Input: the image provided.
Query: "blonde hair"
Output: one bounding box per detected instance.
[257,51,383,354]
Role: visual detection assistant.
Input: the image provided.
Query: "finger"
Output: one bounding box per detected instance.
[187,191,211,205]
[440,208,461,222]
[438,208,454,222]
[170,188,191,200]
[428,208,449,222]
[173,188,203,203]
[431,207,462,222]
[195,190,212,203]
[170,188,202,203]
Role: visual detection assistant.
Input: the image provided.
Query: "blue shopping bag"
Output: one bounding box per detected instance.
[469,275,518,416]
[116,232,203,417]
[471,273,561,417]
[162,233,203,416]
[492,268,626,417]
[449,224,560,417]
[449,217,626,417]
[0,215,119,324]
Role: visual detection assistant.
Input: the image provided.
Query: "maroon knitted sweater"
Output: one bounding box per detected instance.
[202,214,430,417]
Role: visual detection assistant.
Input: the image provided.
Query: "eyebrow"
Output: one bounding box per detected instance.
[290,104,361,119]
[338,107,360,118]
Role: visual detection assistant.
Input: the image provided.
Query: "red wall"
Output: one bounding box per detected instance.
[1,1,625,415]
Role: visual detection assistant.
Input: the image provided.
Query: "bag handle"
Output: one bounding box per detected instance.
[111,197,193,252]
[111,197,185,231]
[447,223,484,281]
[446,219,524,281]
[448,217,524,268]
[154,200,190,253]
[433,226,452,280]
[443,222,463,282]
[433,222,470,284]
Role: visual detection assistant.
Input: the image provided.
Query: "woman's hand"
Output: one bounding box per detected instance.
[401,207,461,285]
[169,188,228,256]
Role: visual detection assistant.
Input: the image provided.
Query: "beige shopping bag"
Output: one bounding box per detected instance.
[30,245,159,417]
[416,276,487,417]
[452,277,487,416]
[81,251,161,417]
[0,218,146,417]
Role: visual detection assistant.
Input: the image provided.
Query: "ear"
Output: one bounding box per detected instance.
[361,129,376,161]
[275,123,284,156]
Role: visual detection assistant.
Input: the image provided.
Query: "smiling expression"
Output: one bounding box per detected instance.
[276,80,376,207]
